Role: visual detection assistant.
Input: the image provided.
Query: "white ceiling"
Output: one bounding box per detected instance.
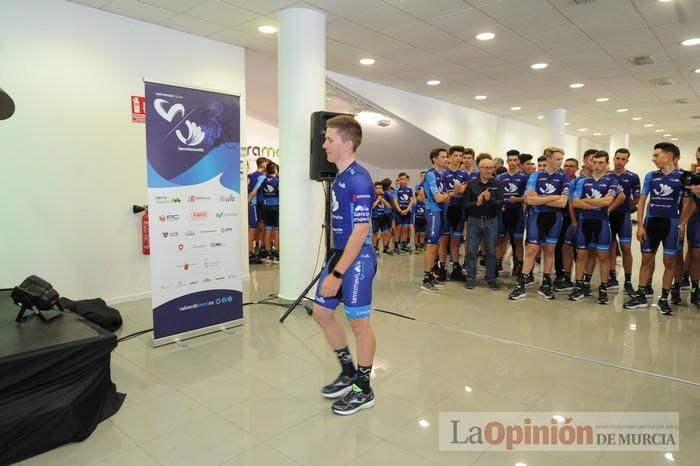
[70,0,700,144]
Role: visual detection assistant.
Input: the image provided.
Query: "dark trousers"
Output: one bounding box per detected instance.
[465,216,498,280]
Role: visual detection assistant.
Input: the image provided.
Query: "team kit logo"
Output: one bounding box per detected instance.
[654,184,674,197]
[153,98,206,147]
[539,183,557,195]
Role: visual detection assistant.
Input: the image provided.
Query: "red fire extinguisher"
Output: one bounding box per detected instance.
[133,205,150,255]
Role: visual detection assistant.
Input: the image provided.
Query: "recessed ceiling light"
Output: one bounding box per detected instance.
[665,453,675,462]
[515,463,528,466]
[644,123,655,127]
[617,108,629,112]
[475,95,487,100]
[426,80,440,86]
[464,386,473,392]
[476,32,495,41]
[530,63,548,70]
[565,122,571,126]
[419,419,431,428]
[671,137,679,141]
[695,68,700,74]
[593,132,602,136]
[578,128,588,131]
[681,38,700,46]
[664,133,671,137]
[257,25,277,34]
[655,129,664,132]
[537,115,544,119]
[632,116,643,120]
[510,106,522,111]
[359,58,375,65]
[569,83,584,88]
[596,97,609,102]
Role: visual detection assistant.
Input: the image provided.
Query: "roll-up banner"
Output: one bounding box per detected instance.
[145,80,243,346]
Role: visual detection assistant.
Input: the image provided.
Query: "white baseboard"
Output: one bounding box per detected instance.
[106,291,151,306]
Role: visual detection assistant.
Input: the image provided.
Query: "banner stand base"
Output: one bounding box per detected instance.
[152,318,244,348]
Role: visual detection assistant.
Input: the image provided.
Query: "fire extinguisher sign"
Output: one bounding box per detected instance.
[131,95,145,123]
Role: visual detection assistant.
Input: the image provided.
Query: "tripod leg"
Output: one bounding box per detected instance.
[279,270,323,323]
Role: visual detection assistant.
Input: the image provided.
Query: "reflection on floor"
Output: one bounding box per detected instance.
[21,249,700,465]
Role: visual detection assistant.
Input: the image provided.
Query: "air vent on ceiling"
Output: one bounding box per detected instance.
[573,0,597,4]
[649,77,673,86]
[673,98,689,104]
[629,55,656,66]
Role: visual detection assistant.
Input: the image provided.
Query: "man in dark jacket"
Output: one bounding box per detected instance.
[463,157,504,289]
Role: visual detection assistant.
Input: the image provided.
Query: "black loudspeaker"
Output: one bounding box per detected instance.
[310,111,351,181]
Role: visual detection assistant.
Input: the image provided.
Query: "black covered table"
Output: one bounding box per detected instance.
[0,290,125,465]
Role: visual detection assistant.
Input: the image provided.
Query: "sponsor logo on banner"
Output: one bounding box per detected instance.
[216,212,236,218]
[177,244,184,251]
[159,214,180,222]
[193,244,207,249]
[191,211,208,219]
[188,195,212,203]
[200,229,216,234]
[185,230,195,237]
[219,194,236,202]
[162,232,179,238]
[204,259,221,268]
[210,242,224,248]
[220,227,233,233]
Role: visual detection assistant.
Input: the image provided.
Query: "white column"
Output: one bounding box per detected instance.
[609,133,630,155]
[542,108,567,150]
[277,8,326,300]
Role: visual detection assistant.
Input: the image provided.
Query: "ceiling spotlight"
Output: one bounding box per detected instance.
[632,116,643,120]
[476,32,495,41]
[655,129,664,132]
[530,63,548,70]
[564,122,571,126]
[419,419,431,428]
[644,123,655,127]
[665,453,675,462]
[658,0,672,2]
[593,132,602,136]
[695,68,700,74]
[537,115,544,119]
[426,80,440,86]
[664,133,671,137]
[257,25,277,34]
[578,128,588,131]
[510,106,522,111]
[596,97,610,102]
[671,137,679,141]
[617,108,629,112]
[475,95,487,100]
[569,83,584,88]
[681,38,700,46]
[359,58,375,65]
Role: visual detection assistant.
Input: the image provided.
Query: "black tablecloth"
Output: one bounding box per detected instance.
[0,290,125,465]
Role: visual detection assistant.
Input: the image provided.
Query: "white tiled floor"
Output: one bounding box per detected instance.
[18,251,700,465]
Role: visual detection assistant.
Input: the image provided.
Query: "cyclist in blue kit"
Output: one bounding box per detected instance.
[421,148,450,292]
[312,115,377,415]
[371,181,392,255]
[567,151,620,304]
[444,146,469,280]
[260,162,280,262]
[624,142,693,315]
[393,173,414,253]
[607,148,640,295]
[246,157,269,264]
[496,150,529,277]
[414,172,427,252]
[509,147,569,300]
